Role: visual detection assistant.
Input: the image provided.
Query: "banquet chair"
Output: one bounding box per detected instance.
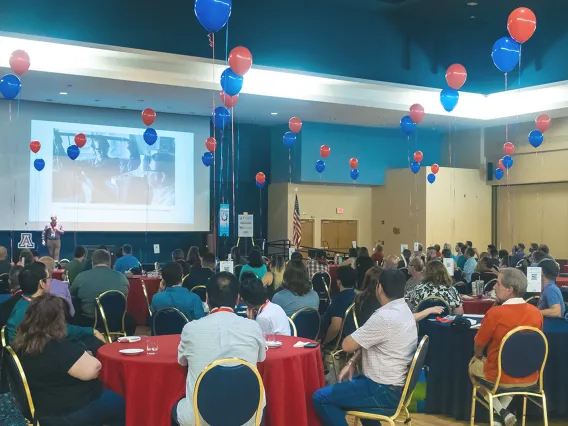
[59,259,70,266]
[95,290,127,343]
[141,280,152,319]
[470,326,548,426]
[234,264,243,279]
[484,279,498,293]
[525,296,540,307]
[193,358,264,426]
[311,271,332,314]
[191,285,207,302]
[416,297,450,317]
[323,303,359,379]
[290,307,321,340]
[287,317,297,337]
[152,307,189,336]
[347,335,429,426]
[4,345,40,425]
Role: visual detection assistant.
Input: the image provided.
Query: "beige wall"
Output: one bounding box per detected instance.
[267,183,290,242]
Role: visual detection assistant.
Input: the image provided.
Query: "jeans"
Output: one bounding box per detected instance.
[313,375,402,426]
[40,389,126,426]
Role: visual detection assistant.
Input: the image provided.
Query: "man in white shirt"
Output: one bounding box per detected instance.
[313,269,417,425]
[173,272,266,426]
[240,276,290,336]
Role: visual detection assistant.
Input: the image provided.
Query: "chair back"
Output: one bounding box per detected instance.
[311,272,331,299]
[152,308,189,336]
[191,285,207,302]
[287,317,297,337]
[59,259,70,266]
[141,280,152,318]
[400,336,430,409]
[234,264,243,279]
[416,296,450,316]
[291,307,321,340]
[484,279,498,293]
[330,303,359,352]
[193,358,264,426]
[525,295,540,307]
[4,346,36,423]
[95,290,127,342]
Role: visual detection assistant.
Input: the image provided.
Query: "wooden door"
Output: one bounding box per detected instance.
[321,220,338,249]
[300,219,314,248]
[321,220,358,251]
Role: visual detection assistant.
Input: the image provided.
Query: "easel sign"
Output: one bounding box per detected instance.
[237,213,254,246]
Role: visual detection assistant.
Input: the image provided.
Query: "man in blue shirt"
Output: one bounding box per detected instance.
[320,266,356,347]
[511,243,526,267]
[113,244,141,274]
[538,259,565,318]
[463,248,478,283]
[151,262,205,321]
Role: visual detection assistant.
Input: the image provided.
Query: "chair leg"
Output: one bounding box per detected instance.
[541,394,549,426]
[470,387,477,426]
[331,356,339,382]
[522,396,527,426]
[404,406,412,426]
[488,395,494,426]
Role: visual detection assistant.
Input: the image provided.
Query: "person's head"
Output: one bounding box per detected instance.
[187,246,200,264]
[337,266,357,290]
[465,248,475,258]
[402,249,412,260]
[230,246,241,262]
[202,252,216,270]
[517,243,525,252]
[12,294,67,355]
[8,265,23,292]
[539,258,559,284]
[92,249,111,268]
[417,244,424,252]
[426,246,437,261]
[498,249,509,259]
[478,257,493,272]
[490,248,499,259]
[171,249,185,261]
[495,268,527,303]
[239,277,267,308]
[290,252,304,264]
[408,257,424,277]
[19,262,50,295]
[441,248,452,259]
[356,266,383,307]
[538,244,550,255]
[376,269,406,305]
[455,242,464,252]
[19,250,33,267]
[38,256,57,276]
[434,244,441,252]
[161,262,183,288]
[206,272,239,310]
[487,244,496,251]
[74,246,87,260]
[375,244,383,253]
[423,260,452,287]
[122,244,133,255]
[248,249,263,268]
[466,241,473,248]
[316,249,327,261]
[460,245,467,255]
[282,261,310,296]
[240,271,257,282]
[358,247,370,258]
[199,247,210,259]
[383,255,400,270]
[0,246,7,261]
[270,255,285,272]
[50,215,57,224]
[529,243,539,253]
[348,248,358,258]
[307,249,316,260]
[31,250,40,261]
[532,250,547,265]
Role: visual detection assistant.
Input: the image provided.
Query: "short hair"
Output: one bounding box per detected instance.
[490,248,499,257]
[427,246,436,252]
[316,249,327,259]
[19,250,33,266]
[466,248,475,257]
[38,256,56,275]
[202,252,216,268]
[402,249,412,258]
[460,245,467,254]
[122,244,133,255]
[417,244,424,252]
[499,268,527,297]
[307,249,316,259]
[375,244,383,252]
[466,241,473,247]
[31,250,39,259]
[282,261,310,296]
[479,256,493,270]
[207,272,239,309]
[409,257,424,272]
[92,249,111,266]
[378,269,406,300]
[199,247,210,258]
[9,265,23,291]
[530,243,539,252]
[161,262,183,287]
[441,248,452,258]
[517,243,525,250]
[487,245,496,251]
[19,262,48,294]
[239,277,267,306]
[337,266,357,289]
[532,250,547,264]
[348,248,358,258]
[171,249,185,260]
[74,246,87,259]
[248,250,263,268]
[0,246,7,261]
[538,244,550,255]
[98,245,108,250]
[434,244,441,252]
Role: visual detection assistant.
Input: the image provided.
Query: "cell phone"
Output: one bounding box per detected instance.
[304,342,319,348]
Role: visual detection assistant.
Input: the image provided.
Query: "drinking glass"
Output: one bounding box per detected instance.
[146,338,159,355]
[263,319,275,345]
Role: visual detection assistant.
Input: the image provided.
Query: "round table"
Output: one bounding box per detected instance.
[555,277,568,287]
[52,269,64,281]
[97,335,325,426]
[126,276,162,325]
[461,297,495,315]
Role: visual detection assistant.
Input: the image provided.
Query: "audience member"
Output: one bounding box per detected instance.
[230,246,245,266]
[529,242,539,255]
[358,247,370,258]
[65,246,87,284]
[531,250,547,266]
[113,244,140,274]
[457,245,467,270]
[289,251,304,264]
[511,243,525,267]
[469,268,543,426]
[320,267,357,346]
[0,265,23,326]
[354,267,383,326]
[239,249,268,280]
[537,258,565,318]
[426,246,438,263]
[83,245,107,272]
[173,272,266,426]
[463,248,477,283]
[498,249,509,267]
[538,244,550,257]
[339,248,358,269]
[0,246,11,275]
[434,244,442,258]
[371,244,384,266]
[383,254,400,270]
[182,252,216,292]
[262,255,285,299]
[272,260,319,316]
[172,249,190,276]
[307,249,329,279]
[471,257,498,291]
[13,294,126,425]
[397,249,412,270]
[355,254,374,290]
[466,241,473,248]
[39,256,75,317]
[185,246,200,268]
[31,250,40,262]
[489,248,500,269]
[18,250,33,267]
[405,257,424,294]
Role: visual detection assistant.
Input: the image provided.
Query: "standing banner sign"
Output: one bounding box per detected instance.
[219,204,230,237]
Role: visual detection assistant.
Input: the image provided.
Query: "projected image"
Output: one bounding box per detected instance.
[51,129,176,206]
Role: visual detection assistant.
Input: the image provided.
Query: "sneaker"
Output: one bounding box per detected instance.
[500,408,517,426]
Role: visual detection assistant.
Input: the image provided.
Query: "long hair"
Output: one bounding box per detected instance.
[12,294,67,355]
[247,249,263,268]
[270,255,285,289]
[355,266,383,310]
[282,261,310,296]
[422,261,452,287]
[230,246,242,265]
[186,246,200,265]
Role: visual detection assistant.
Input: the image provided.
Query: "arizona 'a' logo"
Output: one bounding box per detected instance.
[18,233,35,249]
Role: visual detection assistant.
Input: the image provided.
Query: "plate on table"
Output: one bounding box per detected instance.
[118,336,142,343]
[266,341,283,349]
[119,349,144,356]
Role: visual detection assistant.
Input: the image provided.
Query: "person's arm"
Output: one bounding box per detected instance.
[57,223,64,235]
[41,225,46,246]
[540,304,563,318]
[192,295,205,319]
[473,344,485,359]
[338,349,361,382]
[473,311,495,358]
[66,324,105,344]
[413,306,445,321]
[67,352,101,381]
[341,335,361,353]
[540,289,564,318]
[322,317,342,345]
[178,330,189,366]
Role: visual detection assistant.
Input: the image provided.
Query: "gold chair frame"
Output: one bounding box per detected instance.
[5,345,39,426]
[484,278,498,293]
[470,326,548,426]
[193,358,264,426]
[152,307,189,335]
[287,317,297,337]
[191,285,207,302]
[141,280,152,319]
[94,290,127,344]
[323,303,360,379]
[1,325,6,348]
[348,335,429,426]
[290,307,321,341]
[416,296,450,315]
[525,295,540,305]
[311,271,332,300]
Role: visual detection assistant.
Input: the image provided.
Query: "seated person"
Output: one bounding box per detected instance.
[239,249,268,280]
[0,265,23,327]
[151,262,205,321]
[470,268,543,426]
[313,270,418,423]
[307,249,329,279]
[172,249,190,276]
[404,257,424,295]
[39,256,75,317]
[355,267,383,327]
[113,244,140,274]
[65,246,87,284]
[463,248,478,283]
[537,258,565,318]
[240,276,290,336]
[262,255,285,300]
[173,272,266,426]
[489,248,500,270]
[471,256,499,291]
[272,261,319,316]
[14,294,125,426]
[182,252,216,291]
[355,255,374,290]
[320,266,357,347]
[18,249,33,267]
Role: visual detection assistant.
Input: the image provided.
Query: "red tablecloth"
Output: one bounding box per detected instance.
[52,269,64,280]
[556,277,568,287]
[461,298,495,315]
[126,276,161,325]
[97,335,325,426]
[564,265,568,274]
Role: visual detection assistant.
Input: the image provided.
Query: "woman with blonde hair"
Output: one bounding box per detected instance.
[262,255,285,299]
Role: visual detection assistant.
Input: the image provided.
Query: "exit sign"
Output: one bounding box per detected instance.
[336,208,344,214]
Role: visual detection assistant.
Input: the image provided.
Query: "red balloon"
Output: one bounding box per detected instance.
[413,151,424,163]
[29,140,40,154]
[503,142,515,155]
[10,50,30,76]
[205,137,217,152]
[349,158,358,169]
[320,145,331,158]
[446,64,467,90]
[536,114,551,133]
[409,104,425,124]
[289,117,302,133]
[142,108,156,126]
[507,7,536,43]
[74,133,87,148]
[220,91,239,108]
[256,172,266,184]
[498,159,506,171]
[431,163,440,175]
[228,46,253,76]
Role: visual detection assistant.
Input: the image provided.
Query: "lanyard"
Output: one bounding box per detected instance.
[209,307,234,314]
[21,294,32,302]
[257,300,270,315]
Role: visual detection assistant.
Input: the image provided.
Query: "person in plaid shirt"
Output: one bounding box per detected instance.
[307,249,329,279]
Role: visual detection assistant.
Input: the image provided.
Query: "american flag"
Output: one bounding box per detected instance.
[293,194,302,248]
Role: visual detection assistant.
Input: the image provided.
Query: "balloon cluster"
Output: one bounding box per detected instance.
[283,117,302,148]
[528,114,550,148]
[409,151,423,175]
[428,164,440,184]
[141,108,158,148]
[440,64,466,112]
[255,172,266,188]
[219,46,252,104]
[349,158,359,181]
[0,50,30,100]
[202,136,216,167]
[492,8,536,74]
[495,155,513,180]
[30,140,44,171]
[315,145,330,174]
[64,133,87,162]
[400,104,424,137]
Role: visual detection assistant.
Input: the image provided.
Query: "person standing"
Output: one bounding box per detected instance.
[42,215,64,261]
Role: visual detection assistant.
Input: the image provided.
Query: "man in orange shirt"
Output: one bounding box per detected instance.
[469,268,543,426]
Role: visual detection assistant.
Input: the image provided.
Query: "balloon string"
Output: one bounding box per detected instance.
[505,73,508,142]
[208,33,214,48]
[231,107,235,241]
[288,149,291,183]
[9,101,11,122]
[211,32,217,254]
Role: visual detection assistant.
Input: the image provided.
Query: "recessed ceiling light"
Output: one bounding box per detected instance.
[467,1,478,5]
[59,92,68,95]
[270,112,278,115]
[470,15,476,19]
[94,100,100,102]
[138,99,144,102]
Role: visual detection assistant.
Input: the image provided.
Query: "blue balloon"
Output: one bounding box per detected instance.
[194,0,232,32]
[256,180,265,188]
[495,168,504,180]
[410,161,421,174]
[67,145,80,161]
[143,128,158,146]
[202,152,214,167]
[503,155,513,169]
[315,160,326,173]
[350,168,360,181]
[0,74,21,100]
[427,173,436,184]
[400,115,416,136]
[220,68,243,96]
[491,37,521,74]
[33,158,45,172]
[528,130,544,148]
[283,132,296,148]
[212,106,231,128]
[440,88,459,112]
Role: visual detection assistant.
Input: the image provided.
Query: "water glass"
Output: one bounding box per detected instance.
[146,338,159,355]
